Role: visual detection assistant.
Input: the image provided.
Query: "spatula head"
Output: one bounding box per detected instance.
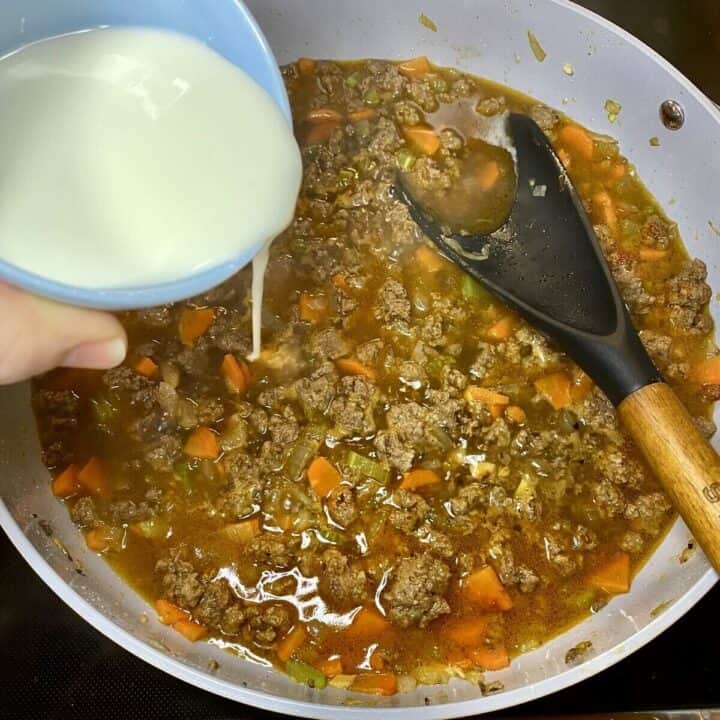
[395,112,660,404]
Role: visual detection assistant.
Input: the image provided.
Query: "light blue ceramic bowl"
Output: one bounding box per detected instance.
[0,0,292,310]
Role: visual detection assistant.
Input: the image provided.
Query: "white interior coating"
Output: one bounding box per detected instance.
[1,1,719,717]
[0,27,301,290]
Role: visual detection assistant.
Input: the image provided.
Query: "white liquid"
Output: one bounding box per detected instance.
[0,28,302,356]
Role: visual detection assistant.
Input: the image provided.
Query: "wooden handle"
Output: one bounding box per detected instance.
[619,382,720,572]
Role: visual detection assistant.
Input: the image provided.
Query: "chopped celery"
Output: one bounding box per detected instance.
[425,354,454,377]
[285,426,324,481]
[344,72,360,88]
[132,516,169,540]
[364,88,380,105]
[461,275,490,302]
[173,459,195,491]
[317,526,346,545]
[286,659,327,689]
[565,588,596,610]
[346,450,389,484]
[90,395,118,425]
[395,147,416,171]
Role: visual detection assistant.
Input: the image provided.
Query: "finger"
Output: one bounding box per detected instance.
[0,282,127,384]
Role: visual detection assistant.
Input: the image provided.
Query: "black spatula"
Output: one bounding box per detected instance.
[396,112,720,571]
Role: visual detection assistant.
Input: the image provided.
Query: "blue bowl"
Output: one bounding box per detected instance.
[0,0,291,310]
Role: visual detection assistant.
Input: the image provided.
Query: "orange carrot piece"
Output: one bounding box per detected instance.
[77,457,110,497]
[444,617,487,648]
[464,385,510,407]
[307,456,342,498]
[297,57,316,76]
[52,464,80,498]
[415,245,445,273]
[398,56,432,79]
[401,124,441,155]
[305,120,340,145]
[486,314,516,341]
[350,672,398,696]
[470,644,511,671]
[307,107,344,123]
[638,247,670,261]
[593,190,617,227]
[691,356,720,384]
[85,527,111,552]
[534,372,573,409]
[477,161,500,191]
[221,516,261,543]
[399,468,441,490]
[464,566,513,611]
[345,607,391,638]
[275,513,295,532]
[316,657,344,678]
[336,357,376,382]
[155,598,188,625]
[369,647,387,671]
[179,307,215,346]
[505,405,527,424]
[332,273,349,289]
[589,552,631,594]
[557,147,572,169]
[299,292,328,324]
[277,625,307,662]
[348,108,377,122]
[173,618,208,642]
[221,353,250,394]
[558,124,594,161]
[569,370,593,403]
[183,427,220,460]
[134,356,159,378]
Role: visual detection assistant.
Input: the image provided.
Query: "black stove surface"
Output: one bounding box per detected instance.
[2,1,719,718]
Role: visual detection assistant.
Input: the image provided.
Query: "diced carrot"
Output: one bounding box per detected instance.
[691,357,720,384]
[477,161,500,191]
[305,120,340,145]
[588,552,631,594]
[134,356,159,378]
[51,464,80,498]
[348,108,377,122]
[220,517,261,543]
[463,566,513,611]
[344,607,391,638]
[332,273,348,289]
[317,657,344,678]
[155,598,188,625]
[299,292,328,324]
[179,307,215,346]
[297,57,315,76]
[399,468,441,490]
[77,457,110,497]
[558,124,594,161]
[350,672,398,696]
[173,618,208,642]
[307,456,342,498]
[336,357,376,382]
[401,124,441,155]
[557,147,572,169]
[277,624,307,662]
[221,353,250,394]
[415,245,445,273]
[85,527,111,552]
[443,617,487,648]
[593,190,617,227]
[486,314,516,341]
[534,372,573,409]
[638,247,670,261]
[275,513,295,532]
[505,405,527,424]
[470,644,510,671]
[398,56,432,79]
[464,385,510,407]
[369,647,386,670]
[183,427,220,460]
[307,107,344,123]
[570,369,594,402]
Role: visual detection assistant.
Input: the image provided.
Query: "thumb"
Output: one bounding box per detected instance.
[0,282,127,385]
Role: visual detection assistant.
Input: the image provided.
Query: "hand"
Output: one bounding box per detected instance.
[0,282,127,385]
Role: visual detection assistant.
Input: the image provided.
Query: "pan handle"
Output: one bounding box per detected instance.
[618,381,720,573]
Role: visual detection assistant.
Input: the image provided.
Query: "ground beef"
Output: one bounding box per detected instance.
[448,483,486,516]
[475,96,506,116]
[375,278,411,325]
[194,580,232,626]
[356,339,385,365]
[247,604,291,645]
[328,375,377,438]
[320,549,367,606]
[530,104,561,132]
[641,215,673,249]
[326,485,358,527]
[624,492,671,524]
[248,534,297,569]
[470,342,499,380]
[34,389,81,467]
[592,480,626,518]
[309,328,351,360]
[136,305,173,328]
[109,499,154,524]
[694,415,717,438]
[620,530,645,554]
[612,263,656,316]
[209,309,251,354]
[175,347,212,377]
[394,100,422,126]
[219,456,262,519]
[70,496,98,529]
[543,532,579,576]
[103,366,154,406]
[492,543,541,593]
[155,554,205,608]
[295,363,337,417]
[383,553,451,628]
[389,490,430,533]
[195,397,224,425]
[667,259,712,333]
[221,604,250,635]
[268,407,300,445]
[145,435,182,472]
[374,430,415,472]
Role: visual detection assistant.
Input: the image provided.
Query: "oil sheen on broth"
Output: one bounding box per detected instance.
[0,27,301,355]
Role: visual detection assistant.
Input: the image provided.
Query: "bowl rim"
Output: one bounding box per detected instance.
[1,0,719,717]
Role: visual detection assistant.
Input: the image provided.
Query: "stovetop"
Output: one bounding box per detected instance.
[2,1,719,718]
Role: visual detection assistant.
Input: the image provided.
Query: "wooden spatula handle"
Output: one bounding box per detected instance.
[618,382,720,572]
